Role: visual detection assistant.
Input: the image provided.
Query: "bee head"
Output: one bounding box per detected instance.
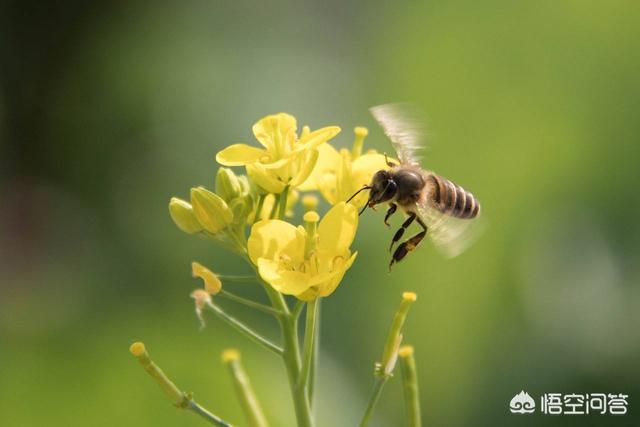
[346,170,397,215]
[369,170,398,205]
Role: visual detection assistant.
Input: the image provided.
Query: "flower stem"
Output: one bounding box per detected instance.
[129,342,233,427]
[298,298,319,393]
[308,298,321,407]
[277,185,290,220]
[399,346,422,427]
[282,315,313,427]
[187,400,235,427]
[206,302,283,356]
[219,290,283,317]
[359,377,387,427]
[253,193,266,224]
[222,349,270,427]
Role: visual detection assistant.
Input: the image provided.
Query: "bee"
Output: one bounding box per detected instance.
[348,104,484,270]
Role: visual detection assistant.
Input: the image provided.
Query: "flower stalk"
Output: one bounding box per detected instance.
[129,342,233,427]
[222,349,270,427]
[205,301,283,356]
[298,298,320,392]
[360,292,417,427]
[399,346,422,427]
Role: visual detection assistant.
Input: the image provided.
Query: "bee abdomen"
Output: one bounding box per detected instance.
[429,175,480,219]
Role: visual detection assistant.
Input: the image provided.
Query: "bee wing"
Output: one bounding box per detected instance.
[370,103,426,166]
[416,201,486,258]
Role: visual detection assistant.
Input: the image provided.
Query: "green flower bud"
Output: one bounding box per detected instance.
[229,195,254,225]
[168,197,202,234]
[216,167,243,202]
[190,187,233,234]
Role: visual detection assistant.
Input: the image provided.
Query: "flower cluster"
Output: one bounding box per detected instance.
[169,112,389,299]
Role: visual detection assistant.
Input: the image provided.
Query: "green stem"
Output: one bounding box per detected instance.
[268,194,279,219]
[253,193,266,224]
[308,298,321,407]
[219,290,283,317]
[399,347,421,427]
[239,243,311,426]
[277,186,290,220]
[292,300,305,320]
[130,343,233,426]
[298,299,319,391]
[206,302,283,356]
[280,313,313,427]
[223,352,270,427]
[187,400,235,427]
[359,377,388,427]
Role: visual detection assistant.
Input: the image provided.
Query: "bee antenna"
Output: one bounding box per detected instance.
[346,185,371,204]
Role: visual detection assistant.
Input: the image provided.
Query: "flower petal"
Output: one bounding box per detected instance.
[298,126,341,150]
[290,148,319,187]
[297,143,340,191]
[252,113,297,150]
[317,202,358,255]
[248,219,305,265]
[216,144,266,166]
[318,252,358,297]
[257,258,312,296]
[351,153,389,187]
[246,163,287,193]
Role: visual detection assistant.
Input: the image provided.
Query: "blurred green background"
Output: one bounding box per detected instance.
[2,1,639,426]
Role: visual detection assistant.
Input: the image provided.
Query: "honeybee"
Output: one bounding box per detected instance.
[348,104,484,270]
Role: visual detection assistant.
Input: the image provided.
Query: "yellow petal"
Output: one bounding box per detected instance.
[298,126,341,150]
[317,202,358,255]
[298,142,341,191]
[318,252,358,297]
[252,113,297,150]
[290,148,319,187]
[191,261,222,295]
[351,153,389,188]
[216,144,266,166]
[257,258,312,296]
[246,163,287,193]
[247,219,305,265]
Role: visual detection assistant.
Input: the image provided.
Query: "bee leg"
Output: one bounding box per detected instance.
[389,218,428,271]
[384,153,397,167]
[384,203,397,227]
[389,212,416,252]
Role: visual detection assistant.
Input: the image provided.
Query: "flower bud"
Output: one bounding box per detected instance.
[216,167,243,202]
[190,187,233,234]
[168,198,203,234]
[229,196,254,225]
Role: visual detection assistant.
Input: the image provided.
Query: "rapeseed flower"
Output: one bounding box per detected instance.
[247,202,358,300]
[301,127,390,208]
[216,113,340,193]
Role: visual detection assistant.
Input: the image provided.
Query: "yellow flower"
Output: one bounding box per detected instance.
[216,113,341,193]
[300,127,390,208]
[247,202,358,300]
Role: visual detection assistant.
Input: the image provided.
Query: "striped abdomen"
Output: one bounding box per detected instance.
[428,175,480,219]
